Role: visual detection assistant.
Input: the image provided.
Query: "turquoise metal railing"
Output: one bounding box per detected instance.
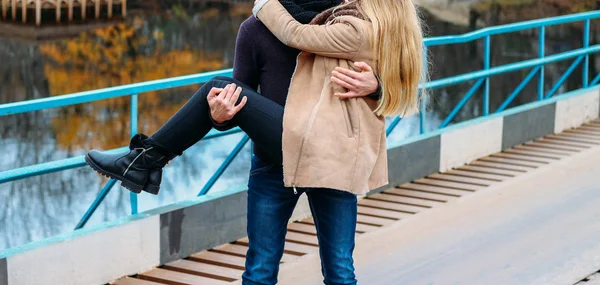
[1,11,599,231]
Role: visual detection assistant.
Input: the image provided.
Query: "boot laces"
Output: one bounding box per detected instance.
[123,147,154,176]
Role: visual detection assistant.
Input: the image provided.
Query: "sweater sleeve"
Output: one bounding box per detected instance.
[254,0,365,60]
[211,20,262,131]
[233,21,260,91]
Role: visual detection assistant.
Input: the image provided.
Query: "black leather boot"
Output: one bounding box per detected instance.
[85,134,172,194]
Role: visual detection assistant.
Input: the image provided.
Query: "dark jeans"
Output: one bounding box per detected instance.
[147,76,284,163]
[147,76,358,284]
[243,155,358,285]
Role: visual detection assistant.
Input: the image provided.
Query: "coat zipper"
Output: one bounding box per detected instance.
[291,57,337,195]
[290,69,329,195]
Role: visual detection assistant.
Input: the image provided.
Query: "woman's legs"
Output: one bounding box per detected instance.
[307,188,358,285]
[85,76,284,194]
[147,76,284,163]
[243,155,300,285]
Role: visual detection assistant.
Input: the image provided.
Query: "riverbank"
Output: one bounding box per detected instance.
[416,0,480,26]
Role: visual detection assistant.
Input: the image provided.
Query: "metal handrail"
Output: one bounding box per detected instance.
[1,11,599,231]
[423,10,600,46]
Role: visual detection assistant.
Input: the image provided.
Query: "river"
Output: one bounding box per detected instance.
[0,2,593,250]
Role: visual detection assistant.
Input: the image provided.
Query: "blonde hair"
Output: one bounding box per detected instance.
[358,0,426,117]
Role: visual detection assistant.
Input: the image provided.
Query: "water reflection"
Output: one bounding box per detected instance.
[0,4,595,250]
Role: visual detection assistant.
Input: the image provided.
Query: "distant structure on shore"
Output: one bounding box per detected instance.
[1,0,126,26]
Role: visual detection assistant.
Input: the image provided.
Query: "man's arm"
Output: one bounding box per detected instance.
[233,21,260,91]
[210,20,261,129]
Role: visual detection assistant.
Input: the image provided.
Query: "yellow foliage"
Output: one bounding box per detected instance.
[40,18,225,151]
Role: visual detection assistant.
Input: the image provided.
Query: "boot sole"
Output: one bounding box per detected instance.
[143,184,160,195]
[85,154,144,194]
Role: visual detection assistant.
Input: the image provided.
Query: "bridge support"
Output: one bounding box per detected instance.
[1,0,6,20]
[1,0,126,26]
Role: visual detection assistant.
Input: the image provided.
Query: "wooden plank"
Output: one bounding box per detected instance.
[414,178,482,192]
[557,131,600,141]
[524,141,581,153]
[444,169,507,182]
[357,205,411,220]
[583,123,600,129]
[282,241,318,255]
[565,129,600,137]
[471,160,535,171]
[491,153,552,164]
[111,277,165,285]
[138,268,228,285]
[536,138,591,149]
[299,217,382,233]
[369,192,439,208]
[503,148,565,160]
[287,222,317,235]
[188,251,246,270]
[457,165,520,177]
[398,183,468,197]
[355,222,380,233]
[285,231,319,246]
[213,243,297,263]
[513,145,573,156]
[478,156,541,168]
[385,188,454,202]
[545,135,600,145]
[212,244,248,257]
[237,238,316,256]
[356,214,396,226]
[427,173,493,186]
[577,126,600,133]
[163,259,242,281]
[359,198,424,214]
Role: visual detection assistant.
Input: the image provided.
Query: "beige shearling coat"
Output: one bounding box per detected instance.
[254,0,388,195]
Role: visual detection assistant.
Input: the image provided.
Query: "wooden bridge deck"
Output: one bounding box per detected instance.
[110,120,600,285]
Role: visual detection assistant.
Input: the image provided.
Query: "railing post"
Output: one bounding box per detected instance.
[538,26,545,101]
[75,179,118,230]
[420,45,428,134]
[583,19,590,88]
[129,94,138,215]
[483,36,490,116]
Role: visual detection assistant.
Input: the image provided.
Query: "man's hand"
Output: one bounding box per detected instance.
[208,83,248,124]
[331,62,379,99]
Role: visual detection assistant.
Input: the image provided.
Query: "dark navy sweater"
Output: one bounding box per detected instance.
[232,16,300,107]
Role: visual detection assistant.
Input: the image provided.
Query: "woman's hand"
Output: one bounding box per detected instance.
[331,62,379,99]
[208,83,248,124]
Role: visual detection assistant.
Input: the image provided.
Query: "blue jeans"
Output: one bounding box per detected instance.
[242,155,358,285]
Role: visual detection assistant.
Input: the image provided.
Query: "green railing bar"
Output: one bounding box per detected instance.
[425,45,600,90]
[496,66,542,113]
[74,179,117,230]
[0,69,233,116]
[0,128,242,185]
[545,56,584,99]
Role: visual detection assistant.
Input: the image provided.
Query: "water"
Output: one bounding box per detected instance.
[0,3,595,250]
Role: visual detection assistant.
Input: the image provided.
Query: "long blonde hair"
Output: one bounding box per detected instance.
[358,0,426,117]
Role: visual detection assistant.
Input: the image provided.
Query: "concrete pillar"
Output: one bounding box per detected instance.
[81,0,86,19]
[35,0,40,25]
[2,0,7,20]
[67,0,72,21]
[11,0,16,20]
[107,0,112,18]
[56,0,61,23]
[94,0,99,19]
[21,0,26,23]
[121,0,125,17]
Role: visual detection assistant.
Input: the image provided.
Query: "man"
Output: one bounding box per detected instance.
[210,1,380,284]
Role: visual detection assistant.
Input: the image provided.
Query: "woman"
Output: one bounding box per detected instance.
[86,0,424,282]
